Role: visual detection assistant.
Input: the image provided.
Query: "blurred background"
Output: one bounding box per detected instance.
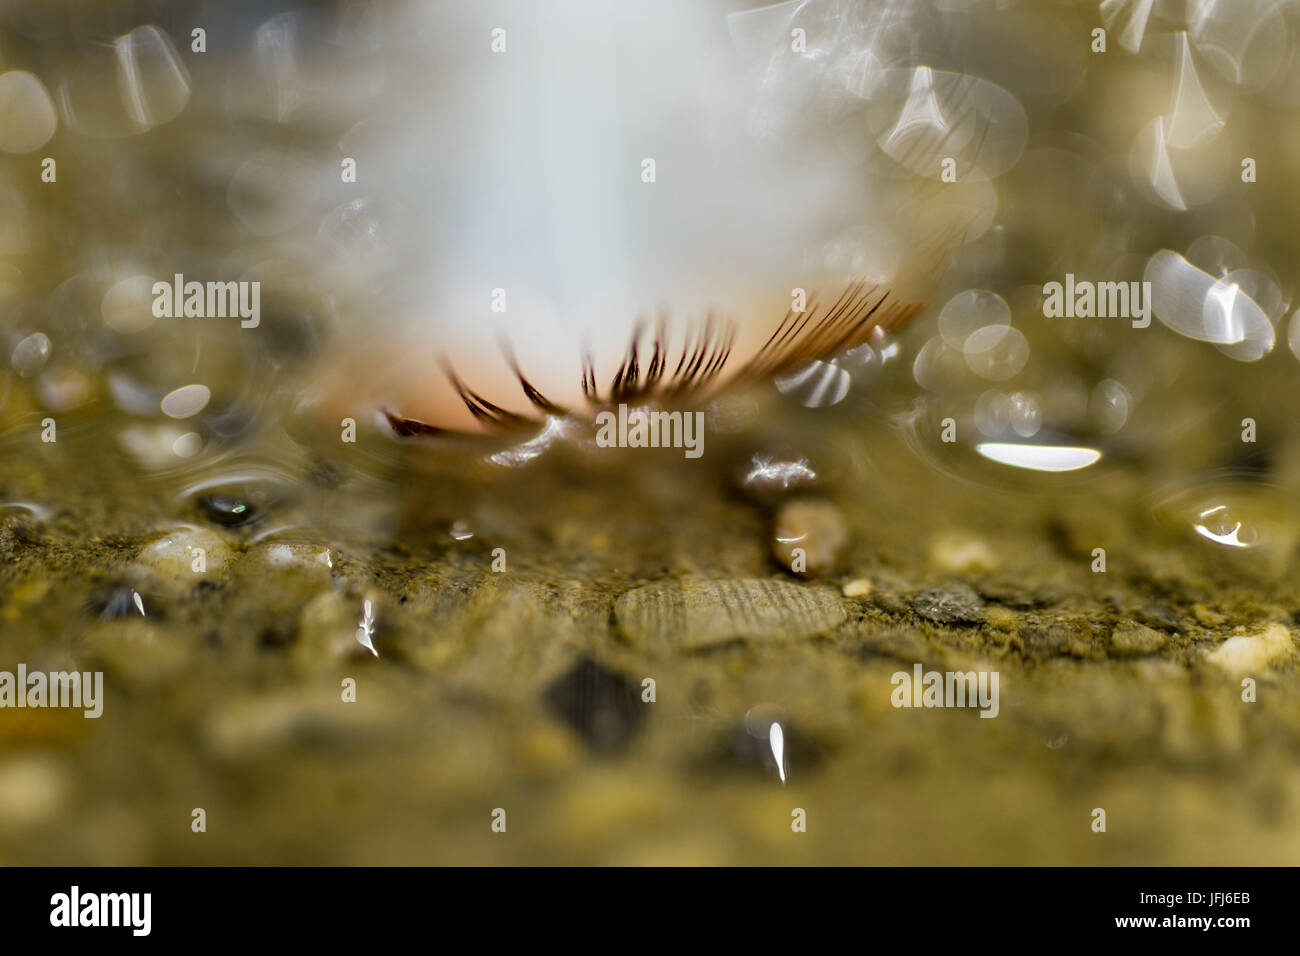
[1,0,1299,864]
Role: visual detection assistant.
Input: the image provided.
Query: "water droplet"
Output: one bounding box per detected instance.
[912,335,967,392]
[963,324,1028,381]
[1101,0,1155,53]
[172,432,203,458]
[160,384,211,419]
[1090,379,1130,435]
[1205,275,1275,361]
[113,25,191,129]
[11,332,51,376]
[938,289,1010,348]
[1008,391,1041,437]
[1185,235,1248,279]
[1147,249,1235,342]
[1190,0,1289,90]
[227,151,317,236]
[101,275,159,334]
[1165,32,1225,149]
[255,13,305,124]
[36,368,91,412]
[1130,41,1229,214]
[864,68,1028,179]
[317,198,386,277]
[117,423,204,470]
[0,71,56,153]
[974,389,1010,436]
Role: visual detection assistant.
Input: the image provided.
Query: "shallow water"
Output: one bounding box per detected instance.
[2,0,1300,864]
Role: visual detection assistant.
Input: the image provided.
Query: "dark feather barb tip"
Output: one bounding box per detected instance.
[441,357,537,430]
[381,408,446,437]
[383,282,922,439]
[497,335,569,415]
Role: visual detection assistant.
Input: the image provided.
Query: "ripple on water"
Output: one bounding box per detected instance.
[1151,479,1300,562]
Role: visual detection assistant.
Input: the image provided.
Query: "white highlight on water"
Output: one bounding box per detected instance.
[1193,505,1252,549]
[355,598,379,657]
[975,442,1102,472]
[769,721,786,785]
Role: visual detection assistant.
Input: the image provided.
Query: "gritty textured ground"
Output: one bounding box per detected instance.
[3,0,1300,866]
[1,383,1298,866]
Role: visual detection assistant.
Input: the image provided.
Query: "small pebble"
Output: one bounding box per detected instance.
[86,619,189,683]
[842,578,873,598]
[255,542,333,573]
[1134,604,1179,631]
[1109,622,1166,657]
[771,498,847,576]
[542,657,645,753]
[984,605,1017,629]
[516,725,582,775]
[1193,605,1227,627]
[0,754,69,830]
[1206,624,1295,674]
[928,533,1000,573]
[974,579,1058,609]
[912,584,986,626]
[202,688,390,759]
[616,578,847,648]
[137,527,234,579]
[1022,625,1070,658]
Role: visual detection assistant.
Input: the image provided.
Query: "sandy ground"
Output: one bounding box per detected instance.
[1,383,1297,865]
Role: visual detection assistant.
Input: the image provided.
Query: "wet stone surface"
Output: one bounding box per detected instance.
[912,584,987,626]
